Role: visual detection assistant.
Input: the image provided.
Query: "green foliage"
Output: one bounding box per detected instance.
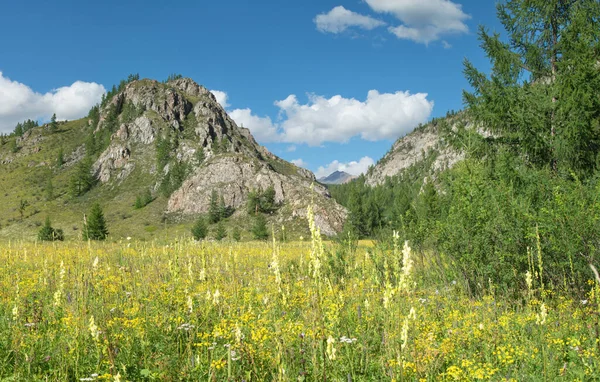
[232,226,241,241]
[159,161,188,197]
[38,217,63,241]
[13,119,38,137]
[101,73,139,108]
[195,147,205,164]
[69,157,96,197]
[82,203,108,241]
[56,148,64,168]
[45,178,54,201]
[251,214,268,240]
[208,190,220,224]
[209,190,234,223]
[50,113,58,132]
[10,138,19,153]
[120,101,145,124]
[246,186,278,215]
[463,0,600,177]
[214,221,227,241]
[155,131,172,174]
[134,188,153,209]
[191,216,208,241]
[18,199,29,220]
[0,133,6,146]
[164,73,183,83]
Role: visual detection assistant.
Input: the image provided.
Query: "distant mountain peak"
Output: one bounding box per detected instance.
[318,171,356,185]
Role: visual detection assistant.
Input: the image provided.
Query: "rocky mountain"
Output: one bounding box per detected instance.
[365,113,467,186]
[318,171,356,185]
[0,77,346,239]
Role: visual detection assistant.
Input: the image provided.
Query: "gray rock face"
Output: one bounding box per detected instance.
[366,117,466,186]
[93,144,134,183]
[92,77,347,235]
[167,155,346,236]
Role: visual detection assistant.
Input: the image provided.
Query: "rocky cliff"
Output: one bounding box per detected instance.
[365,113,467,186]
[92,78,346,235]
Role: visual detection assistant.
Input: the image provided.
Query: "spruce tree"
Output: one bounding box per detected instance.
[191,216,208,241]
[38,217,64,241]
[232,226,241,241]
[252,214,268,240]
[214,221,227,241]
[50,113,58,132]
[83,203,108,241]
[208,190,220,223]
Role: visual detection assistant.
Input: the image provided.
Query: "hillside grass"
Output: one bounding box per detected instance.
[0,121,311,242]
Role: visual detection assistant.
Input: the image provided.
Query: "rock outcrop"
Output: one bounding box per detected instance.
[92,77,347,234]
[366,115,467,186]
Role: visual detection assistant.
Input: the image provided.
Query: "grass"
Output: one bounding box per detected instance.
[1,211,599,380]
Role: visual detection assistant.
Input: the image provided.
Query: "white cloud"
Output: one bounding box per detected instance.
[365,0,470,44]
[286,145,297,152]
[315,156,375,179]
[228,108,280,143]
[276,90,433,146]
[315,6,386,34]
[291,158,308,168]
[0,72,106,133]
[210,90,230,108]
[220,89,433,146]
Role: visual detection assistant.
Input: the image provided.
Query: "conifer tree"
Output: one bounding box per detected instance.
[50,113,58,132]
[463,0,600,176]
[208,190,220,223]
[215,221,227,241]
[191,216,208,241]
[252,214,268,240]
[82,203,108,241]
[38,217,63,241]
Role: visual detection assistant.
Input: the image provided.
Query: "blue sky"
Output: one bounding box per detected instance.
[0,0,502,177]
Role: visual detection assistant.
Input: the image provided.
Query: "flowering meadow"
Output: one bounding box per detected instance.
[1,218,599,381]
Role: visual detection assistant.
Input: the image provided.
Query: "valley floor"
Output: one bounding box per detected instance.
[0,238,598,381]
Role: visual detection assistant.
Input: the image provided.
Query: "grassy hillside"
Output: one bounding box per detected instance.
[0,120,308,242]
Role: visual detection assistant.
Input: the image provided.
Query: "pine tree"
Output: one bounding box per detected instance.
[83,203,108,241]
[232,226,241,241]
[215,221,227,241]
[50,113,58,132]
[208,190,220,224]
[252,214,268,240]
[69,157,95,197]
[191,217,208,241]
[38,217,64,241]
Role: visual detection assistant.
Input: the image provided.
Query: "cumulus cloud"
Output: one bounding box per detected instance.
[291,158,308,168]
[365,0,470,44]
[276,90,433,146]
[210,90,230,108]
[0,72,106,134]
[315,6,386,34]
[315,156,375,179]
[212,89,433,146]
[228,108,280,143]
